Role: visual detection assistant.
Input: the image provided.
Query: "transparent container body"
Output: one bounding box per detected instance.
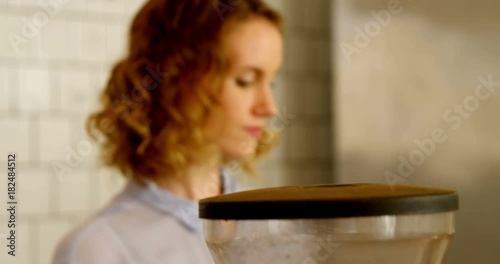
[204,212,455,264]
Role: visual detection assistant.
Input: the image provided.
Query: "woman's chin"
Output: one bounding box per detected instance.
[228,150,255,160]
[223,146,257,160]
[219,138,258,160]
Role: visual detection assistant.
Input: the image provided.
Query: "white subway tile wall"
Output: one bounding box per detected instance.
[88,72,108,112]
[304,80,331,115]
[231,0,334,188]
[0,66,9,110]
[0,116,31,162]
[289,124,331,160]
[38,219,73,263]
[65,20,83,60]
[304,0,330,29]
[81,22,107,62]
[19,65,51,111]
[96,166,126,208]
[64,0,86,12]
[17,168,51,215]
[39,116,70,162]
[14,218,32,264]
[0,15,17,57]
[40,20,68,61]
[0,0,333,263]
[59,69,91,113]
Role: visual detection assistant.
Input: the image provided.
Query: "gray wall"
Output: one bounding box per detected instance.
[334,0,500,263]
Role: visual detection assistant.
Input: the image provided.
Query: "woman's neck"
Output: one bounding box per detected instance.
[152,155,223,202]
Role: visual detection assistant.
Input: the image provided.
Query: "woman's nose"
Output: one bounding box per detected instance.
[254,86,278,117]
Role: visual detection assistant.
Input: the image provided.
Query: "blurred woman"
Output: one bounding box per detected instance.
[53,0,283,263]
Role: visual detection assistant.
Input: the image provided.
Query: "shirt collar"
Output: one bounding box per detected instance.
[124,168,236,234]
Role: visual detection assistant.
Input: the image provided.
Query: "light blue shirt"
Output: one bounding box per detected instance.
[53,169,237,264]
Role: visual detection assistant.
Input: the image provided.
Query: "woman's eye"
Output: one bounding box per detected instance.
[236,79,254,88]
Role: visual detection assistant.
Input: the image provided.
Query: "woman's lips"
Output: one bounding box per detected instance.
[246,127,263,137]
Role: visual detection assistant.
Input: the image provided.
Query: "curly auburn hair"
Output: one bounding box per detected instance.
[86,0,283,185]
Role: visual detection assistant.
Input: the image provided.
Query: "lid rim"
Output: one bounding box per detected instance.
[199,193,459,219]
[199,184,459,220]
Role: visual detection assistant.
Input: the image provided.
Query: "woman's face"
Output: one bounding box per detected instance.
[205,17,283,159]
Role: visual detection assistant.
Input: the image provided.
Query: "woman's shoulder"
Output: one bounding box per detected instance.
[52,192,142,263]
[53,215,126,263]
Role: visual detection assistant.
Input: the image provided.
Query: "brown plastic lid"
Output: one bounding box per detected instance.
[199,183,459,219]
